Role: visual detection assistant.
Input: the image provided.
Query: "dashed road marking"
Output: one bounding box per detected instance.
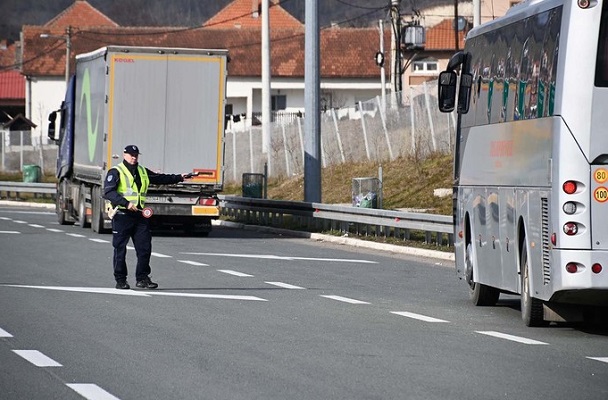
[0,326,13,337]
[28,224,45,228]
[12,220,27,224]
[218,269,253,277]
[391,311,449,323]
[321,295,370,304]
[46,228,64,232]
[0,230,20,234]
[89,238,110,243]
[177,260,209,266]
[265,281,305,289]
[151,252,172,258]
[66,383,121,400]
[476,331,549,345]
[587,357,608,364]
[13,350,62,367]
[66,233,86,238]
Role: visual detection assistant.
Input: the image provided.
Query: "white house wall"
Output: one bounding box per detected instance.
[26,77,66,145]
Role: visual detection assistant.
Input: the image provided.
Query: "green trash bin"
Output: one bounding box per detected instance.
[23,165,42,183]
[242,173,265,198]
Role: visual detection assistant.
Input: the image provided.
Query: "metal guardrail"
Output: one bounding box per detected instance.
[0,182,453,246]
[219,195,454,246]
[0,182,56,199]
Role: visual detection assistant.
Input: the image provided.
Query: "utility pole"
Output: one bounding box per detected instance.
[304,0,321,202]
[261,0,271,155]
[390,0,401,106]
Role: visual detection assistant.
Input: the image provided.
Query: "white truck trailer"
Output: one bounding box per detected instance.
[48,46,228,235]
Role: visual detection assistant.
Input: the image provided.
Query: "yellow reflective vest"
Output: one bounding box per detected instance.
[114,163,150,209]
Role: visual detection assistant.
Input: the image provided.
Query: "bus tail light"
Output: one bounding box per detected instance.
[563,222,578,235]
[551,233,556,245]
[563,181,577,194]
[566,263,579,273]
[592,263,603,274]
[562,201,577,215]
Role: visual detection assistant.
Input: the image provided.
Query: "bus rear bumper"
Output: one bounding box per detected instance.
[549,249,608,306]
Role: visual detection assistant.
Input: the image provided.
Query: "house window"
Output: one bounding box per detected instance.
[412,58,438,73]
[271,95,286,111]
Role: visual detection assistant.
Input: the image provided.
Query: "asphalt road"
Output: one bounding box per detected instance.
[1,204,607,400]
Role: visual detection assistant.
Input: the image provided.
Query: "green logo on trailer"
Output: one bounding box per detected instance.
[79,68,99,162]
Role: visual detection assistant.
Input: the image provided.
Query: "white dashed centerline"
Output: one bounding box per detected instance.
[476,331,549,345]
[66,233,86,238]
[265,282,305,289]
[587,357,608,364]
[28,224,45,228]
[218,269,253,277]
[177,260,209,266]
[66,383,121,400]
[89,238,110,243]
[0,327,13,337]
[391,311,449,323]
[0,231,20,234]
[321,295,370,304]
[12,350,62,367]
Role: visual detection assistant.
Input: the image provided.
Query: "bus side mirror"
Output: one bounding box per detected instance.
[457,73,473,114]
[48,111,57,142]
[438,71,457,112]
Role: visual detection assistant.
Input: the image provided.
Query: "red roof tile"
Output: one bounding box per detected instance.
[204,0,302,29]
[0,70,25,100]
[424,19,466,50]
[45,0,118,28]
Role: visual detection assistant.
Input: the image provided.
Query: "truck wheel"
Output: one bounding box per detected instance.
[466,242,500,306]
[520,243,547,327]
[77,193,89,228]
[91,186,108,234]
[56,181,73,225]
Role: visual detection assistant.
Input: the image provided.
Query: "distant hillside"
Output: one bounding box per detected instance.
[0,0,453,42]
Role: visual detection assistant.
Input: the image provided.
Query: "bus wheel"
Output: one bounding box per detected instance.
[520,244,546,326]
[466,242,500,306]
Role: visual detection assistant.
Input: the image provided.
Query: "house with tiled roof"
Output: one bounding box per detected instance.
[204,0,302,29]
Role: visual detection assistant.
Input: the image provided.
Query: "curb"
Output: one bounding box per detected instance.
[0,200,455,262]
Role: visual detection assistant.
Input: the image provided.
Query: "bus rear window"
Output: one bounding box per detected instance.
[595,1,608,86]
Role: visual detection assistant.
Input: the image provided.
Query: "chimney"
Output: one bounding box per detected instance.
[252,0,259,18]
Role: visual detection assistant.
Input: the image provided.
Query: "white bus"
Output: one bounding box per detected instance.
[438,0,608,325]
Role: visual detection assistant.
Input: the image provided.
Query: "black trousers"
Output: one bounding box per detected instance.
[112,211,152,282]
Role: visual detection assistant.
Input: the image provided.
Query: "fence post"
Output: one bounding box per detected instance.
[409,85,416,154]
[376,96,394,160]
[281,124,290,177]
[358,101,371,160]
[423,81,437,152]
[330,109,345,163]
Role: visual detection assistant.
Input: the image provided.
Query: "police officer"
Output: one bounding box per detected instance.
[104,145,190,289]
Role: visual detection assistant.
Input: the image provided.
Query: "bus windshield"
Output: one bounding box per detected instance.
[595,0,608,86]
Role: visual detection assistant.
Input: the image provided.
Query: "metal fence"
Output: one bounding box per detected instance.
[224,81,456,182]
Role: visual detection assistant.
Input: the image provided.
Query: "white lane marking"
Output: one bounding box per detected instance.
[0,327,13,337]
[148,292,267,301]
[587,357,608,364]
[321,295,370,304]
[0,230,20,234]
[265,281,305,289]
[46,228,64,233]
[476,331,549,345]
[66,233,86,238]
[127,245,135,250]
[1,285,266,301]
[28,224,45,228]
[151,252,172,258]
[182,252,377,264]
[66,383,121,400]
[391,311,449,323]
[13,350,62,367]
[13,220,27,224]
[3,285,151,297]
[0,216,11,220]
[89,238,110,243]
[218,269,253,277]
[177,260,209,266]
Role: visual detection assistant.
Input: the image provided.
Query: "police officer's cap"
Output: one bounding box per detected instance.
[124,145,141,155]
